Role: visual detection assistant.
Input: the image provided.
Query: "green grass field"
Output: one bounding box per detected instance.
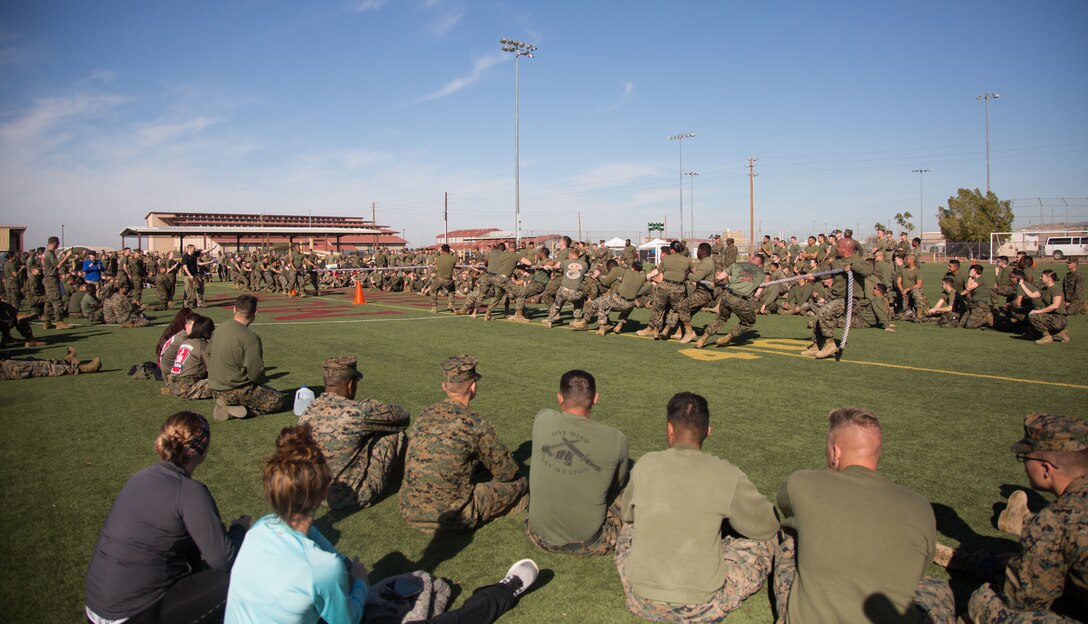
[1,263,1085,623]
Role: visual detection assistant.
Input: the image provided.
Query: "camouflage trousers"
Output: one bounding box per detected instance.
[183,275,205,307]
[813,298,851,345]
[402,476,528,534]
[650,282,689,328]
[464,273,496,311]
[4,282,21,307]
[486,275,516,311]
[514,281,545,314]
[902,288,928,313]
[704,290,756,339]
[585,292,637,326]
[615,523,776,623]
[961,301,992,329]
[327,431,407,510]
[772,531,955,624]
[546,286,585,323]
[667,289,715,329]
[1028,313,1067,337]
[169,376,213,400]
[429,276,455,308]
[1066,296,1084,315]
[212,384,285,415]
[542,275,562,307]
[153,284,172,310]
[1,357,79,380]
[968,583,1079,623]
[525,493,623,557]
[43,277,64,322]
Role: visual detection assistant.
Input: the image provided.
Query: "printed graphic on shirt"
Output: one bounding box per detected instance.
[171,345,192,375]
[565,264,585,281]
[540,430,602,476]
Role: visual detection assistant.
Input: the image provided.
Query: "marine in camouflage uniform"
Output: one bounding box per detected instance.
[299,356,410,510]
[0,300,44,347]
[942,413,1088,623]
[960,264,993,329]
[695,256,765,349]
[429,246,458,313]
[643,242,691,337]
[542,250,588,328]
[0,347,100,380]
[805,238,873,359]
[399,355,527,533]
[103,288,150,327]
[41,238,71,328]
[1062,258,1084,315]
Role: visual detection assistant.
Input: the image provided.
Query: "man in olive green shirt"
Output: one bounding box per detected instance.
[695,254,765,349]
[527,370,629,556]
[638,240,694,340]
[429,244,458,313]
[615,392,779,622]
[774,407,954,624]
[207,294,285,420]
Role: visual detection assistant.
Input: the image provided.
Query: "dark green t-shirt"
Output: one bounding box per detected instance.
[560,257,589,291]
[617,269,647,300]
[726,262,765,297]
[434,253,457,279]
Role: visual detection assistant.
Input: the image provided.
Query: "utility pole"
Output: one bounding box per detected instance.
[501,38,537,246]
[977,92,999,194]
[578,211,582,241]
[668,133,695,240]
[372,202,378,253]
[912,169,929,239]
[748,157,758,256]
[444,192,449,245]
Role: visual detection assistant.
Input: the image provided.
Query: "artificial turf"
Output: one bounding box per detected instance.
[0,262,1084,623]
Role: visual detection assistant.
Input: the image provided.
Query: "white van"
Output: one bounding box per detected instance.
[1043,236,1088,260]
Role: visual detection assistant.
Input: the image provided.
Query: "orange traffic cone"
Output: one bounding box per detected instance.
[353,280,366,305]
[289,289,297,297]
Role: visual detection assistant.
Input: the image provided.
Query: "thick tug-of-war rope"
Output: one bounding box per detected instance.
[322,264,855,360]
[702,267,854,361]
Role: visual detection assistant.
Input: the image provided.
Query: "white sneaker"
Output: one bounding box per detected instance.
[500,559,539,598]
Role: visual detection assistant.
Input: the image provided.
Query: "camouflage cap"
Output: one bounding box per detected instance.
[441,354,481,384]
[322,356,363,382]
[1010,413,1088,454]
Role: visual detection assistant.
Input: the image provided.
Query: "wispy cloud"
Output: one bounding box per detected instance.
[0,93,128,147]
[80,69,117,85]
[595,81,635,113]
[346,0,389,13]
[408,52,505,104]
[134,116,220,147]
[430,6,464,37]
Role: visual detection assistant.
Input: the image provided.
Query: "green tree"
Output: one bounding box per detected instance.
[937,188,1013,241]
[873,222,887,231]
[894,211,914,233]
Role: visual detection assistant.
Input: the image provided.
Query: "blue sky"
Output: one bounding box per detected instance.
[2,0,1086,247]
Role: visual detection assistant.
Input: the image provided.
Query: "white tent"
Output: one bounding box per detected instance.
[638,238,669,266]
[604,237,627,249]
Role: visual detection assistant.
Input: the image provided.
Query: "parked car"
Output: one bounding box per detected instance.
[1042,236,1088,260]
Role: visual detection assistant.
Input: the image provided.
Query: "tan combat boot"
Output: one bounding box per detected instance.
[799,342,819,356]
[508,313,531,323]
[814,341,838,359]
[635,327,655,337]
[540,319,553,328]
[213,402,248,421]
[1055,330,1070,343]
[714,334,733,347]
[997,490,1030,536]
[612,320,625,334]
[430,306,438,313]
[24,340,46,348]
[1034,333,1053,345]
[596,324,609,336]
[78,357,102,374]
[54,321,74,329]
[453,307,468,316]
[679,323,697,344]
[570,319,588,331]
[694,333,710,349]
[66,347,80,366]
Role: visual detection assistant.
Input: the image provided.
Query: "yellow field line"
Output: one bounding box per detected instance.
[732,346,1088,390]
[204,284,1085,390]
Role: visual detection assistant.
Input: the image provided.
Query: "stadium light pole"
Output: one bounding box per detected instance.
[501,38,536,247]
[977,92,999,194]
[912,169,929,240]
[668,133,695,240]
[685,171,699,240]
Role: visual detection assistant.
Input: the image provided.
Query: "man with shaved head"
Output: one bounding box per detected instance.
[773,407,953,623]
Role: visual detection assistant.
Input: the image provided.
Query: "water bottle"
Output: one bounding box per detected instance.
[293,385,315,416]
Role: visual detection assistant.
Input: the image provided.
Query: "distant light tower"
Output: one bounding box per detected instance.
[976,92,999,194]
[501,38,537,246]
[912,169,929,241]
[668,133,695,240]
[685,171,699,240]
